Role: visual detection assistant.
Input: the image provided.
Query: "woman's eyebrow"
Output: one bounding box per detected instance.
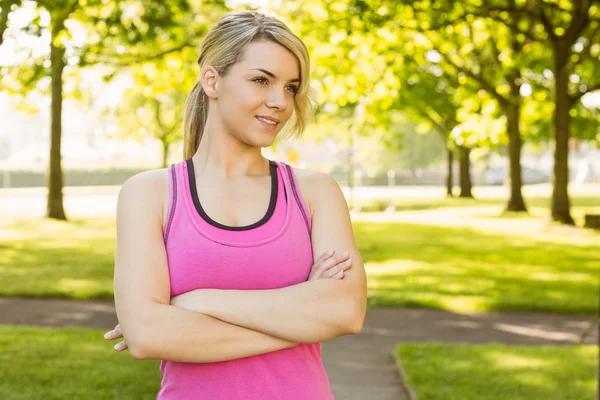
[249,68,300,83]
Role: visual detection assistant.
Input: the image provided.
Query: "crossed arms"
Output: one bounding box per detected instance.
[113,169,367,363]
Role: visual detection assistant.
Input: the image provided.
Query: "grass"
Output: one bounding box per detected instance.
[0,218,115,299]
[357,221,599,314]
[396,342,598,400]
[1,185,598,314]
[0,328,596,399]
[0,326,162,399]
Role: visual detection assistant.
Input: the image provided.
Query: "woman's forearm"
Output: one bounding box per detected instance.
[134,302,298,362]
[173,280,358,344]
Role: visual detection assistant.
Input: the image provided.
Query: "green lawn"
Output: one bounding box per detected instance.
[363,191,600,216]
[358,221,599,314]
[1,188,598,314]
[396,343,598,400]
[1,327,596,400]
[0,326,162,399]
[0,218,115,299]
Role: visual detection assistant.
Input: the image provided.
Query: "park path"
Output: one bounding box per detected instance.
[1,297,597,400]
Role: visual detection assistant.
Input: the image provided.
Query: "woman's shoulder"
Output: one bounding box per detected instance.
[284,164,340,220]
[119,167,171,231]
[121,167,170,195]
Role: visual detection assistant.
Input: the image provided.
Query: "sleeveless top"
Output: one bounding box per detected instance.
[157,158,335,400]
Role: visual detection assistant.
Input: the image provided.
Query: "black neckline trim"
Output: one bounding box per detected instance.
[186,158,278,231]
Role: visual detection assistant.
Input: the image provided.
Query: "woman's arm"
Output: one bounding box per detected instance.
[108,252,349,359]
[169,171,368,344]
[130,303,300,362]
[114,170,298,362]
[173,277,356,344]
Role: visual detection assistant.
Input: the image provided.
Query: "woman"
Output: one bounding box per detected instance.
[104,10,367,399]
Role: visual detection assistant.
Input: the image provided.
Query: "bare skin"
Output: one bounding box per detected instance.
[104,249,352,351]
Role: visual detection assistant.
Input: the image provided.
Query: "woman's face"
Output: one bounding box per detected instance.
[214,40,300,147]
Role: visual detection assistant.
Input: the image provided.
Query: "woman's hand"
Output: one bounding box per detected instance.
[307,249,352,281]
[104,323,127,352]
[104,291,203,351]
[105,250,351,350]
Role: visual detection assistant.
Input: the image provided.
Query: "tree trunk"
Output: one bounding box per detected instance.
[161,138,170,169]
[458,146,473,198]
[347,125,355,209]
[551,47,575,225]
[46,33,66,220]
[504,99,527,212]
[446,145,454,197]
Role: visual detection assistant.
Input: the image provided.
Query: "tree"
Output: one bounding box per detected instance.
[418,0,600,223]
[384,40,463,197]
[495,0,600,224]
[304,1,532,208]
[414,12,530,210]
[0,0,221,220]
[108,49,198,168]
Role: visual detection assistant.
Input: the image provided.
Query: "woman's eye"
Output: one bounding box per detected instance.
[253,77,297,94]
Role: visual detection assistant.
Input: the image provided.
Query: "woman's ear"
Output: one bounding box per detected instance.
[200,65,219,99]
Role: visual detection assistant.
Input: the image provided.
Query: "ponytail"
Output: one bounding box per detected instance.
[182,80,208,160]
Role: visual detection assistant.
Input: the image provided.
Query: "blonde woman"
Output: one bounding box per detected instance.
[104,10,367,399]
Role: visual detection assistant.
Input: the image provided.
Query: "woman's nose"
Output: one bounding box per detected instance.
[266,88,288,111]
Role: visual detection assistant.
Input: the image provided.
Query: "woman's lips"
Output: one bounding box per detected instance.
[256,116,279,131]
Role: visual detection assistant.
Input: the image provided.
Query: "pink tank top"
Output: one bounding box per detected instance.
[158,158,335,400]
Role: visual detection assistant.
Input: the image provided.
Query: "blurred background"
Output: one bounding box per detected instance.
[0,0,598,399]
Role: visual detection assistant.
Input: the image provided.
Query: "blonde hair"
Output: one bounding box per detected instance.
[183,10,315,160]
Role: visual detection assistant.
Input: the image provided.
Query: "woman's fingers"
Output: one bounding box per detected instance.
[114,341,128,352]
[322,258,353,278]
[308,250,335,280]
[315,249,335,265]
[312,252,351,279]
[103,324,128,351]
[104,324,123,340]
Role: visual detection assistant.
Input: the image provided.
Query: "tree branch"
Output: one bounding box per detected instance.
[475,1,543,41]
[153,99,165,132]
[570,21,600,69]
[570,82,600,105]
[522,69,552,92]
[0,0,23,46]
[480,3,537,21]
[564,0,591,45]
[489,29,502,67]
[83,40,196,67]
[66,0,80,20]
[533,0,557,45]
[412,101,449,136]
[437,49,507,107]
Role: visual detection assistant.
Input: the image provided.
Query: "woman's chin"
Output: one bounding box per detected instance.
[257,136,277,148]
[247,131,277,148]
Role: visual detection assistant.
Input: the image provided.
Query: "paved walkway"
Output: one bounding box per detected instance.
[1,297,597,400]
